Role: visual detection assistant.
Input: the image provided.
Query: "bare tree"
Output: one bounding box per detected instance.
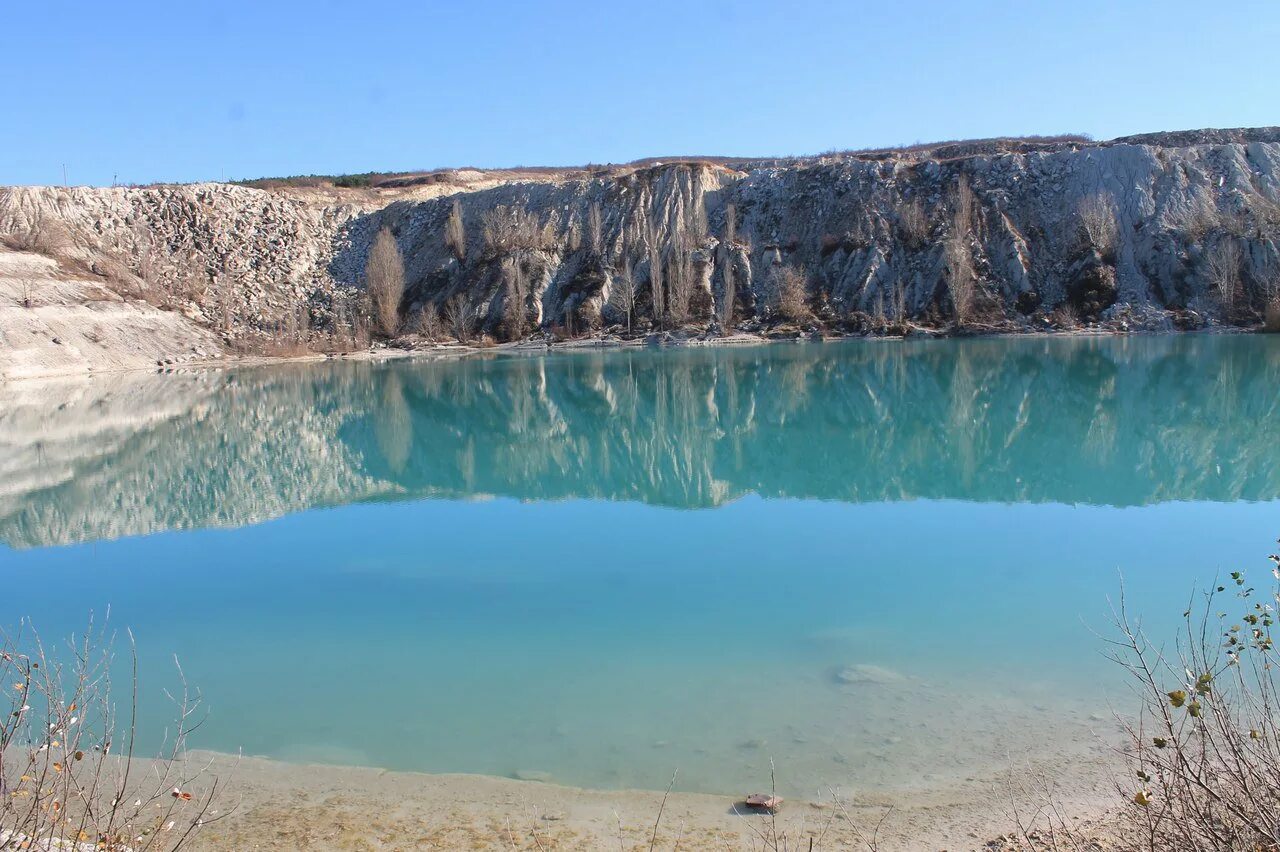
[216,276,235,335]
[647,227,665,325]
[944,235,975,324]
[892,280,907,324]
[443,293,474,342]
[501,256,529,340]
[609,257,637,333]
[366,226,405,337]
[444,198,466,261]
[666,234,695,326]
[414,303,444,340]
[720,203,737,328]
[586,202,604,257]
[946,178,976,325]
[950,175,975,237]
[896,198,929,249]
[1077,191,1119,257]
[17,277,33,308]
[1206,238,1242,314]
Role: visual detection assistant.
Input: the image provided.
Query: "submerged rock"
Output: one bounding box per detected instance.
[833,663,907,686]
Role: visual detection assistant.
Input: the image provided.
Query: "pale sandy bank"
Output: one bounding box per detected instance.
[180,750,1120,851]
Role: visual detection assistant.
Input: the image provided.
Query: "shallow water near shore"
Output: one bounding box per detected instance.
[2,334,1279,797]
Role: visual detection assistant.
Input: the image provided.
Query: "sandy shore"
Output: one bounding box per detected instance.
[178,750,1121,851]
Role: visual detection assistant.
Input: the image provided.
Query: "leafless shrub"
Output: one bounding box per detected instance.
[771,266,810,322]
[720,204,737,328]
[481,205,557,254]
[443,294,475,342]
[279,302,311,349]
[3,217,74,259]
[16,278,34,308]
[1205,238,1242,314]
[609,257,638,333]
[1050,302,1080,329]
[444,198,466,262]
[1011,541,1280,851]
[1077,192,1118,258]
[325,289,369,351]
[88,254,137,291]
[1102,553,1280,849]
[1254,194,1280,233]
[1,620,226,850]
[366,227,405,337]
[1266,299,1280,333]
[896,198,929,249]
[414,303,445,340]
[1171,194,1223,243]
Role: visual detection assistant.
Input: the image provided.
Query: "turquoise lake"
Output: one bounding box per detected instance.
[1,335,1278,796]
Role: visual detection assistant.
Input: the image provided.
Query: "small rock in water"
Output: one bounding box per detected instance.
[744,793,784,810]
[513,770,552,783]
[833,663,906,685]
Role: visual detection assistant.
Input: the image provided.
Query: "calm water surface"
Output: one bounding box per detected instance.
[1,335,1278,795]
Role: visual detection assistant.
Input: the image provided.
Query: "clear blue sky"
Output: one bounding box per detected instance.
[4,0,1278,186]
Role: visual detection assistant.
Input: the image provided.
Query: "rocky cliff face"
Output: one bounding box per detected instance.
[3,127,1279,353]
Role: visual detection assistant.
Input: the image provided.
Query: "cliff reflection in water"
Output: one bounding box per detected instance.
[2,334,1279,548]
